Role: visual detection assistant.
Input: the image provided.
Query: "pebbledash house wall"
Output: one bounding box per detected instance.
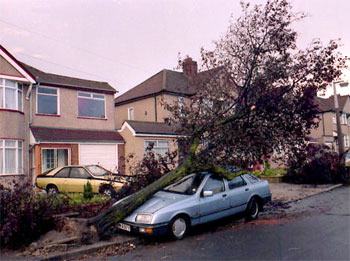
[118,124,178,174]
[115,92,187,128]
[0,56,31,185]
[31,86,116,130]
[29,86,122,177]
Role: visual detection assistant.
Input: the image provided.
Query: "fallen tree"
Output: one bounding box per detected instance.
[89,0,347,238]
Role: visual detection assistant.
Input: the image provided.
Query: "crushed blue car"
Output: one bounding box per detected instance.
[116,171,271,239]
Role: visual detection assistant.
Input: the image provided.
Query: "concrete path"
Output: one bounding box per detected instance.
[269,183,343,202]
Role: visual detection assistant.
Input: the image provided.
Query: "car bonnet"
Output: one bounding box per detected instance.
[123,190,188,219]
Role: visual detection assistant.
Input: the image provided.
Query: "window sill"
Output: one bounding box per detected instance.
[0,109,24,114]
[77,116,107,120]
[36,113,61,117]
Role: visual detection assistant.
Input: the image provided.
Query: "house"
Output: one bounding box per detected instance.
[0,44,125,185]
[310,95,350,151]
[115,57,228,172]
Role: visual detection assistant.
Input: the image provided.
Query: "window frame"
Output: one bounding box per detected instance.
[0,78,24,112]
[77,91,106,119]
[227,175,247,190]
[41,148,70,173]
[128,107,134,120]
[36,86,60,115]
[144,140,170,158]
[0,139,23,175]
[340,113,347,125]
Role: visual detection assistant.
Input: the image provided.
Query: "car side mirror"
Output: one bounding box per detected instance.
[203,191,213,197]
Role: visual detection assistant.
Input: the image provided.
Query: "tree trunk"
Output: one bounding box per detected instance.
[89,140,200,238]
[88,139,242,238]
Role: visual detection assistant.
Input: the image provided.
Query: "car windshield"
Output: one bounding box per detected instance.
[86,165,109,176]
[163,173,205,195]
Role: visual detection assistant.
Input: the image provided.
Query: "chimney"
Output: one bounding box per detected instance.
[182,57,198,77]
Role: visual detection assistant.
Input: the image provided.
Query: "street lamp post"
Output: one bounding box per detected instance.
[333,81,345,164]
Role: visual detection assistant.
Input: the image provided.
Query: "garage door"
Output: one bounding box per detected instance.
[80,144,117,171]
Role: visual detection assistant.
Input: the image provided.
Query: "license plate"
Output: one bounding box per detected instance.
[117,223,131,232]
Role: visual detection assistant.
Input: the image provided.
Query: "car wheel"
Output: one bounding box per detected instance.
[245,197,259,221]
[101,186,115,197]
[47,185,59,195]
[169,215,189,240]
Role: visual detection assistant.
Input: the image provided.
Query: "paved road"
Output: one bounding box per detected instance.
[108,187,350,260]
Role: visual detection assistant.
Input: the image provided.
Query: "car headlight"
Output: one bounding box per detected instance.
[135,214,153,224]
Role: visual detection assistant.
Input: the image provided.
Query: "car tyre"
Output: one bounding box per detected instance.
[169,215,190,240]
[245,197,260,221]
[101,186,115,197]
[47,185,59,195]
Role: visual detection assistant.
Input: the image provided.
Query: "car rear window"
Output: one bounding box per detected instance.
[244,173,260,184]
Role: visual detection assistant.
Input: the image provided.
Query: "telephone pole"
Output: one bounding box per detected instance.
[333,81,345,163]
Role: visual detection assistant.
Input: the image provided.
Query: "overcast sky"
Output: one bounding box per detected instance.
[0,0,349,95]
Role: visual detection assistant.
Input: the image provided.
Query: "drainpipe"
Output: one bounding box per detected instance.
[154,95,158,122]
[27,83,37,182]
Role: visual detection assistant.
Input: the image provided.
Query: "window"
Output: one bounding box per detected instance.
[128,107,134,120]
[340,113,347,125]
[332,113,336,124]
[0,79,23,111]
[178,96,185,108]
[345,135,350,148]
[163,173,205,195]
[37,86,59,115]
[78,92,105,118]
[244,173,260,184]
[0,140,23,175]
[55,167,70,178]
[228,176,247,190]
[70,167,90,179]
[42,148,69,172]
[145,140,169,158]
[203,175,225,194]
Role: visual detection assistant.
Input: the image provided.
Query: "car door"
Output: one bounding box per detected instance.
[199,175,230,224]
[226,175,251,213]
[52,167,71,193]
[67,167,92,193]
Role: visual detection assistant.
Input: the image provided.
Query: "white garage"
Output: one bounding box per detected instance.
[79,144,118,171]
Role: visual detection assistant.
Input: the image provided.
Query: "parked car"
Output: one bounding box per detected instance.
[35,165,125,195]
[116,171,271,239]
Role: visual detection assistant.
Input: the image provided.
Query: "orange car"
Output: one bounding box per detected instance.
[35,165,124,195]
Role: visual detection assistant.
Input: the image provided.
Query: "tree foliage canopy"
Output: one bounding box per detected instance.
[91,0,347,238]
[166,0,347,168]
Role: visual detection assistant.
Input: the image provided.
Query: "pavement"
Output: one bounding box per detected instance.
[0,182,343,261]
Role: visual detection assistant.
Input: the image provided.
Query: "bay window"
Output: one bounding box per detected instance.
[0,78,23,111]
[78,92,105,118]
[0,140,23,175]
[37,86,59,115]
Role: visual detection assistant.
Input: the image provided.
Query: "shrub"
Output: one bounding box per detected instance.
[0,180,68,249]
[284,144,342,184]
[83,181,93,200]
